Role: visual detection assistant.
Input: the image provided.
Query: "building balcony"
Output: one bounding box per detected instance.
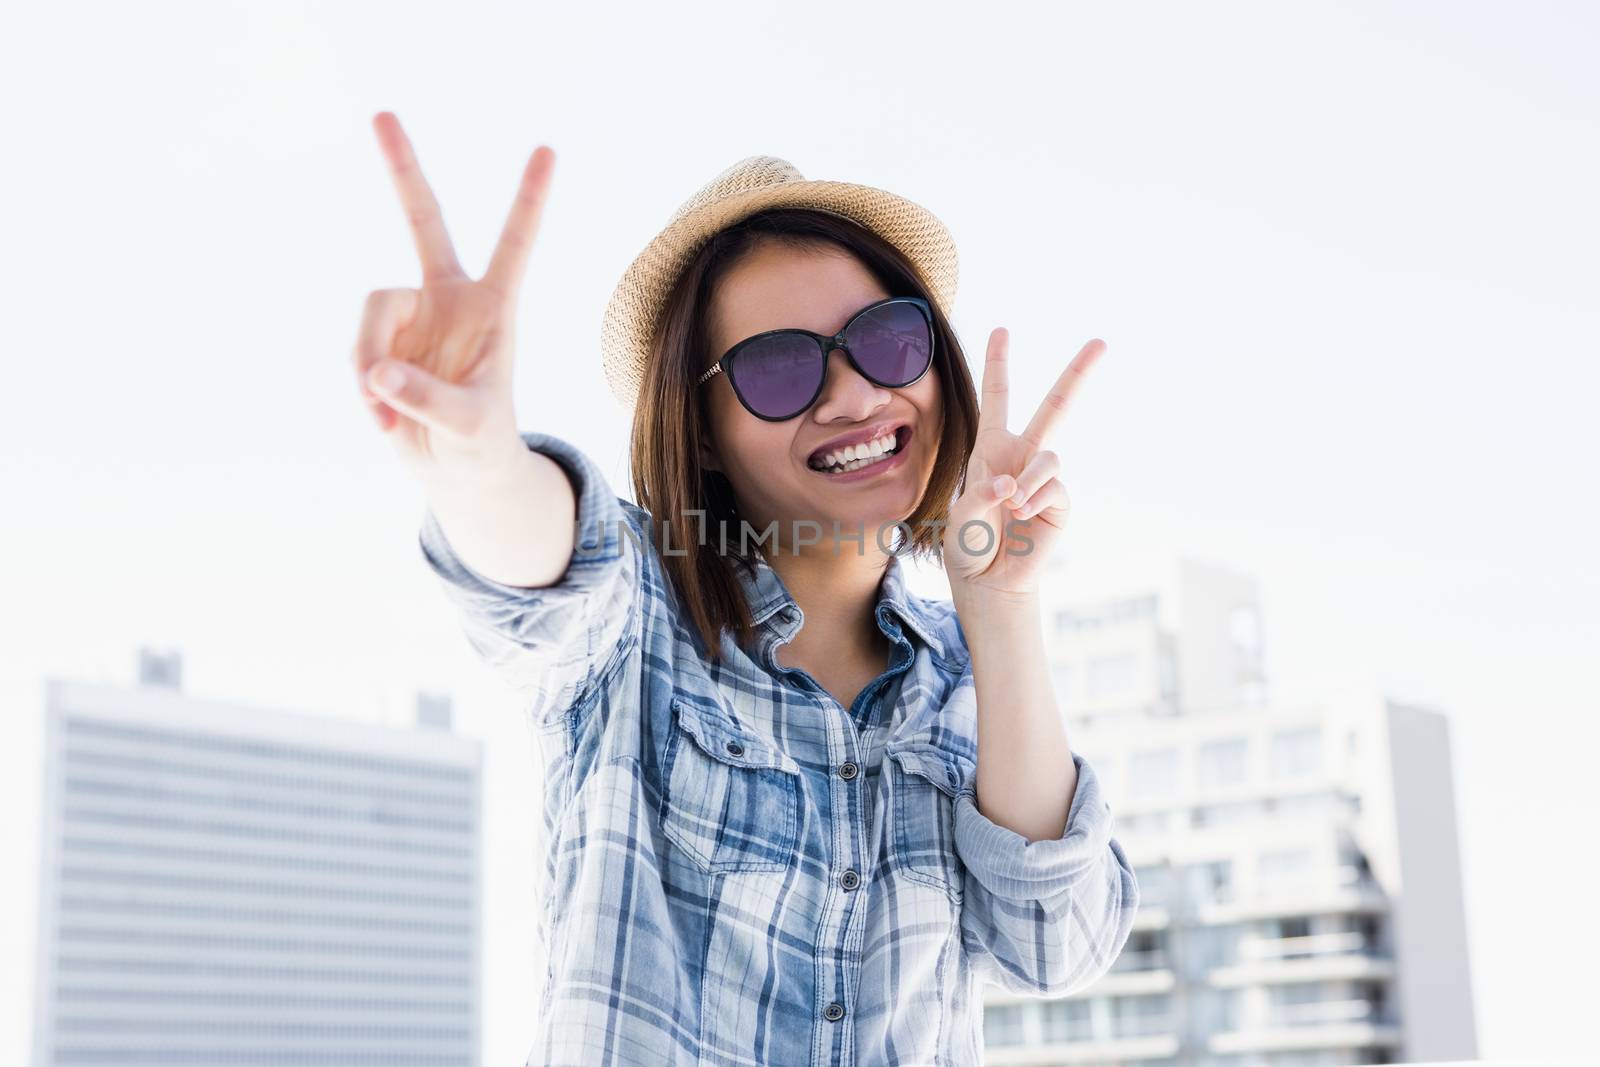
[1194,870,1389,925]
[983,969,1176,1009]
[1208,1021,1402,1054]
[1242,930,1374,962]
[981,1034,1181,1065]
[1266,999,1384,1027]
[1209,946,1394,988]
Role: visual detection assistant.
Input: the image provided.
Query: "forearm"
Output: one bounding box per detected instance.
[421,439,577,589]
[953,589,1077,843]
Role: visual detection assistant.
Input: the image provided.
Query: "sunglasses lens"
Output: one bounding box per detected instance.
[847,301,933,385]
[729,334,822,419]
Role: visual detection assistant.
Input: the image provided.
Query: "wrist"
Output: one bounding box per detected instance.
[950,581,1042,615]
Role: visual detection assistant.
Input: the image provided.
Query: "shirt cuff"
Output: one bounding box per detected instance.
[415,430,644,713]
[953,751,1120,902]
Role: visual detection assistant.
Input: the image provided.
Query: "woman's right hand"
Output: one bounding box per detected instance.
[353,111,556,487]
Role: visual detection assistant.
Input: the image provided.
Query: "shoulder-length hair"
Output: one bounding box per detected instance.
[628,207,979,661]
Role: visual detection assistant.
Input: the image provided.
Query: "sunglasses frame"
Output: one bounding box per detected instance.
[696,296,936,422]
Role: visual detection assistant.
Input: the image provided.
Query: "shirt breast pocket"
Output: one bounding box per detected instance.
[662,695,801,875]
[887,741,974,903]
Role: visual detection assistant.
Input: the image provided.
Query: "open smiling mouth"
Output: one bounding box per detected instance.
[807,425,912,476]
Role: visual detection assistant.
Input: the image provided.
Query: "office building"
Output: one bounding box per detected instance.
[32,650,484,1067]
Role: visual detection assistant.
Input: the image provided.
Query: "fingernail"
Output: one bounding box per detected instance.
[992,476,1009,497]
[369,363,405,393]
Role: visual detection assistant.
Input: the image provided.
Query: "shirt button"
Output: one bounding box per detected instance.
[823,1002,845,1022]
[840,869,861,891]
[725,741,744,757]
[838,761,859,780]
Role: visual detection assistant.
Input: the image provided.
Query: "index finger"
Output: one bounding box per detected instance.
[483,145,556,296]
[372,112,465,283]
[1019,338,1105,449]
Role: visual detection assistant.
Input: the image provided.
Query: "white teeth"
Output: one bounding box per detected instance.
[814,430,901,473]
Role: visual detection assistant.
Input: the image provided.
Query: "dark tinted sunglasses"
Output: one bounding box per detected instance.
[696,296,935,421]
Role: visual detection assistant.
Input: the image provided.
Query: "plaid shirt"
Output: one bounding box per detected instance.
[419,431,1138,1067]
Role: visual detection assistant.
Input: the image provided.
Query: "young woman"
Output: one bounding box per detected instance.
[355,111,1138,1066]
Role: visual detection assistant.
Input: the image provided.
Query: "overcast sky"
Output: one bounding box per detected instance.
[3,1,1597,1061]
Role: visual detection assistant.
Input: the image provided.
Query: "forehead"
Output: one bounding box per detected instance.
[708,240,890,357]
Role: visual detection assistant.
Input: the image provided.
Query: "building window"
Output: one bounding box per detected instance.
[1276,916,1312,940]
[1269,727,1322,780]
[1039,997,1092,1043]
[1196,737,1249,789]
[983,1002,1026,1046]
[1132,865,1169,907]
[1185,860,1233,906]
[1114,929,1167,973]
[1192,800,1259,829]
[1123,811,1172,835]
[1112,993,1174,1038]
[1129,748,1179,797]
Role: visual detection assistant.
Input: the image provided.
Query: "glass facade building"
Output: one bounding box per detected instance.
[32,667,484,1067]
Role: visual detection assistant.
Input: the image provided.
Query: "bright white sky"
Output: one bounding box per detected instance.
[3,1,1597,1061]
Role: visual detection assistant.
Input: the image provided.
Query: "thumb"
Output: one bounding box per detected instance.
[365,359,483,439]
[985,473,1017,502]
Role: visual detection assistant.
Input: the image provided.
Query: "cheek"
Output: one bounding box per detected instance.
[712,407,793,479]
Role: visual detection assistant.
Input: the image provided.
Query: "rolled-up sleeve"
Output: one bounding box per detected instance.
[418,430,642,723]
[954,752,1139,996]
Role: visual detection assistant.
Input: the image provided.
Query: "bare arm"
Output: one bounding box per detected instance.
[419,436,578,590]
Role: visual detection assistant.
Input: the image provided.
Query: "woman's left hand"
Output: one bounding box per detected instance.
[941,330,1105,599]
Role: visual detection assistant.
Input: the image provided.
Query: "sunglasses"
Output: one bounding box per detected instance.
[696,296,935,421]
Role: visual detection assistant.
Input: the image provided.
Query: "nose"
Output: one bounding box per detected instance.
[810,347,890,422]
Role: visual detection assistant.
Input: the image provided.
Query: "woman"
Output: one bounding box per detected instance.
[355,111,1138,1066]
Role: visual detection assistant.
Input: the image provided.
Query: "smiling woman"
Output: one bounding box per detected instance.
[357,112,1138,1067]
[631,207,978,656]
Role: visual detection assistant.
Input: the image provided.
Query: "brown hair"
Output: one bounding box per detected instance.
[629,207,979,660]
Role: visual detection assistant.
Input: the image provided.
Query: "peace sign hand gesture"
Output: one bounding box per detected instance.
[353,112,555,485]
[941,330,1105,599]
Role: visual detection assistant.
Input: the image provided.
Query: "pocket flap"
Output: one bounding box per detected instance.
[887,741,974,798]
[671,695,800,774]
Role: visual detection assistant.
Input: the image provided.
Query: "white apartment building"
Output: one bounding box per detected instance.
[32,650,484,1067]
[981,557,1477,1067]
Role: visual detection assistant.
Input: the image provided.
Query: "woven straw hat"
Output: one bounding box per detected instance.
[600,155,959,409]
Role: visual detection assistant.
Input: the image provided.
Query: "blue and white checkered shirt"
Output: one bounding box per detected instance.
[419,431,1138,1066]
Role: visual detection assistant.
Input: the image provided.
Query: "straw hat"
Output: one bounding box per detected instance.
[599,155,959,409]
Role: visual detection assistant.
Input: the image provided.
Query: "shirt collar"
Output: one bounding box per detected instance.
[735,551,947,661]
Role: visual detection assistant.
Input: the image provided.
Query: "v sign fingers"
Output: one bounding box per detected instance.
[356,112,560,489]
[373,112,466,284]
